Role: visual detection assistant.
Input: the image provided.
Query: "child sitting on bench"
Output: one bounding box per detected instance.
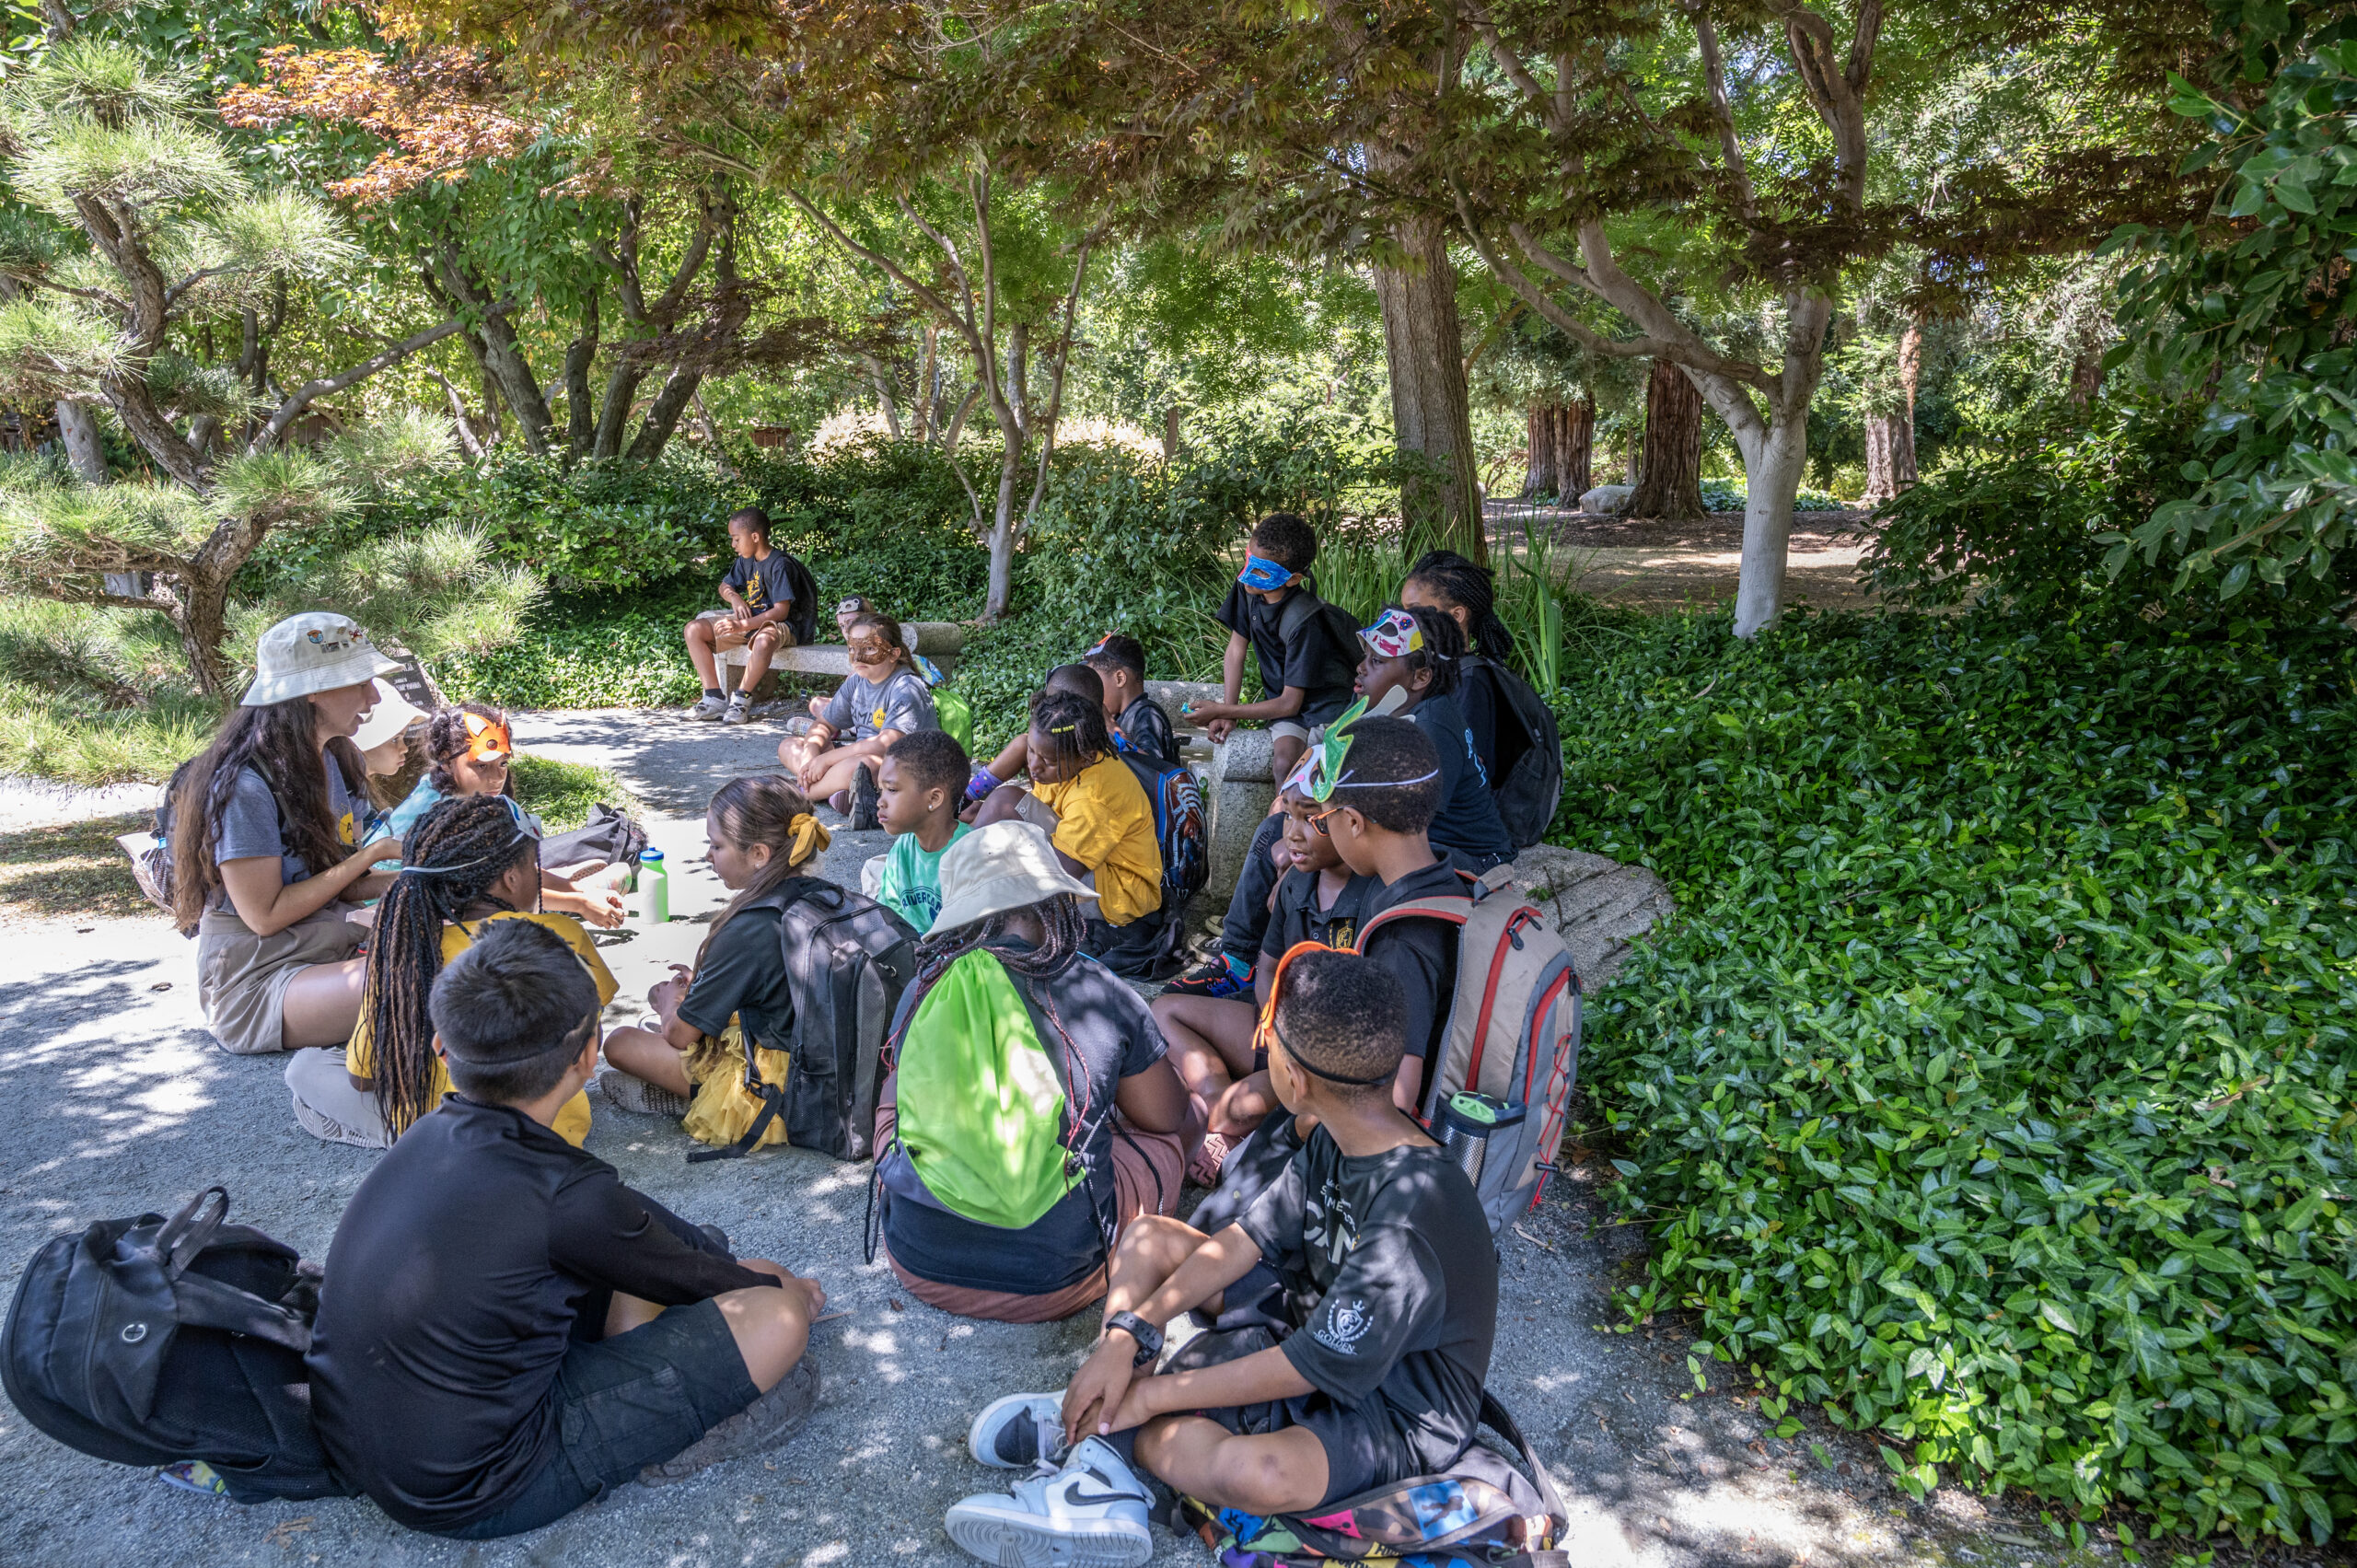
[684,506,814,726]
[308,918,826,1539]
[942,946,1498,1568]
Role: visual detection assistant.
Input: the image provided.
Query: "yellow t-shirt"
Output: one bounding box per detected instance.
[347,911,615,1146]
[1031,757,1164,926]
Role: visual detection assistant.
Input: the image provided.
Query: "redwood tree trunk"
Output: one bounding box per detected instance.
[1559,396,1593,501]
[1627,361,1705,520]
[1374,213,1482,560]
[1524,403,1556,497]
[1862,413,1916,502]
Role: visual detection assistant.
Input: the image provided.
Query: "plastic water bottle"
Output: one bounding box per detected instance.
[639,848,668,924]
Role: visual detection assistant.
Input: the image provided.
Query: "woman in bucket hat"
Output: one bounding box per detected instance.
[169,612,409,1055]
[868,821,1190,1324]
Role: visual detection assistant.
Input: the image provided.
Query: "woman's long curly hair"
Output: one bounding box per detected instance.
[363,794,540,1134]
[1406,549,1516,660]
[693,775,829,972]
[169,698,368,931]
[423,700,515,797]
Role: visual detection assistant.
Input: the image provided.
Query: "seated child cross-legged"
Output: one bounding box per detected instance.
[598,776,830,1142]
[872,821,1190,1324]
[944,947,1499,1568]
[972,688,1164,954]
[873,728,971,930]
[962,663,1108,810]
[1151,769,1368,1183]
[308,918,827,1540]
[779,611,936,824]
[284,793,614,1149]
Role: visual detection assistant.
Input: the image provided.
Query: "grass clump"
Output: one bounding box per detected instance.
[1562,607,2357,1544]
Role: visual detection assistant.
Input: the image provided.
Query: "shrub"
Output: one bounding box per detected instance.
[1698,478,1845,513]
[1562,607,2357,1543]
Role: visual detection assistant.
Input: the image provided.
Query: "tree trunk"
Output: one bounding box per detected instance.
[1162,405,1182,463]
[55,398,104,484]
[1374,212,1482,560]
[1862,412,1916,502]
[563,295,599,459]
[171,572,235,698]
[1628,361,1706,519]
[1523,397,1593,501]
[1524,403,1555,497]
[624,367,706,462]
[984,443,1021,621]
[1731,414,1808,638]
[434,244,554,455]
[592,363,645,459]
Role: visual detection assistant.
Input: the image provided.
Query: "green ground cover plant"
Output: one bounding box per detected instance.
[1558,607,2357,1545]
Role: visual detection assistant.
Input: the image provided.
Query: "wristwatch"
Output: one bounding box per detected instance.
[1104,1310,1164,1368]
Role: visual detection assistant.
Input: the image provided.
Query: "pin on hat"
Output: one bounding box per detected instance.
[241,612,401,707]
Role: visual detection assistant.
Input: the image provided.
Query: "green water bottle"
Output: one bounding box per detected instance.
[639,848,668,924]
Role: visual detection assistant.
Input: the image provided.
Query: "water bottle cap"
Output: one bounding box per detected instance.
[1448,1092,1499,1125]
[642,849,665,863]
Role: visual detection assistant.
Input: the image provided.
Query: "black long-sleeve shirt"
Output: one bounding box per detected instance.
[308,1095,765,1531]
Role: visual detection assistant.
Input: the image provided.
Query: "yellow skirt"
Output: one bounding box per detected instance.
[682,1020,793,1151]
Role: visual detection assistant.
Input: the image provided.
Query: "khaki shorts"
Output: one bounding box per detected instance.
[196,906,364,1056]
[1270,719,1326,747]
[693,609,793,650]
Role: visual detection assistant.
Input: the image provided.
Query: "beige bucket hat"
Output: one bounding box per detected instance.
[927,820,1097,935]
[241,612,401,707]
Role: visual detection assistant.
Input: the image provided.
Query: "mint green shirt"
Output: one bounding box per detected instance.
[877,823,970,932]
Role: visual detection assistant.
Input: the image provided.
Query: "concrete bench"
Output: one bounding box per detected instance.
[1145,679,1276,918]
[720,621,965,700]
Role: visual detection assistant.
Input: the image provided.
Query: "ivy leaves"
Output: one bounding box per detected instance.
[1562,608,2357,1545]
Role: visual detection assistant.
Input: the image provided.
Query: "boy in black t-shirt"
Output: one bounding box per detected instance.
[1152,770,1367,1182]
[309,920,826,1539]
[944,948,1497,1568]
[1084,633,1179,769]
[684,507,811,725]
[1184,513,1359,787]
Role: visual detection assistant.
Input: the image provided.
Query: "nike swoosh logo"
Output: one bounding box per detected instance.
[1065,1483,1150,1507]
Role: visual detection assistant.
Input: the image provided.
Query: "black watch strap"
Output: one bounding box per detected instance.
[1106,1310,1163,1366]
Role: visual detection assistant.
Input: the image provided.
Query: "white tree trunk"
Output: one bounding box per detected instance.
[985,446,1021,621]
[55,398,104,484]
[1732,413,1809,638]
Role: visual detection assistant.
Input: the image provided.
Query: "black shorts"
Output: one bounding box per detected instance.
[439,1299,759,1539]
[1179,1266,1412,1509]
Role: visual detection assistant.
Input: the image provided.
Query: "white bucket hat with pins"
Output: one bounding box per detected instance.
[241,612,401,708]
[927,820,1097,936]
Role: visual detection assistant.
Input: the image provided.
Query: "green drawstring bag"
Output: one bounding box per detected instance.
[894,950,1074,1229]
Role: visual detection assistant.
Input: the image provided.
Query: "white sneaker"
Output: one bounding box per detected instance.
[968,1391,1067,1469]
[944,1436,1153,1567]
[684,694,729,722]
[721,694,753,726]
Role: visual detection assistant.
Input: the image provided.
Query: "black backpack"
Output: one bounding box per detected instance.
[2,1188,350,1503]
[780,552,820,649]
[1275,588,1365,699]
[1465,655,1563,848]
[688,877,918,1165]
[129,745,372,935]
[1118,753,1208,908]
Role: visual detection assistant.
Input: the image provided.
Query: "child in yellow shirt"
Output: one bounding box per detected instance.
[284,793,613,1149]
[973,687,1163,928]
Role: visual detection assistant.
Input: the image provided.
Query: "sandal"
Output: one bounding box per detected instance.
[1187,1132,1232,1188]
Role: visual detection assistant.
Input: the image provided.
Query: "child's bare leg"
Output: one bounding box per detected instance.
[809,748,873,802]
[1211,1069,1280,1139]
[603,1024,693,1098]
[779,734,826,772]
[1152,994,1258,1130]
[736,624,789,692]
[1270,733,1307,790]
[1134,1417,1329,1516]
[685,616,722,689]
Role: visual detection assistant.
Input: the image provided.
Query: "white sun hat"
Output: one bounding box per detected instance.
[240,611,401,707]
[351,679,428,751]
[927,820,1097,936]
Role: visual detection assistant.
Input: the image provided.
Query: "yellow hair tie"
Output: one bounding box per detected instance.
[786,811,830,868]
[1049,723,1077,735]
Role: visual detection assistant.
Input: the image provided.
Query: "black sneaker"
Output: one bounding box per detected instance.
[639,1359,821,1486]
[1162,952,1251,999]
[849,763,880,831]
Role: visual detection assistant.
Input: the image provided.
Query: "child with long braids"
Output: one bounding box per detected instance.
[971,688,1164,947]
[375,701,627,929]
[283,793,618,1149]
[870,821,1188,1323]
[598,776,831,1148]
[1399,549,1517,787]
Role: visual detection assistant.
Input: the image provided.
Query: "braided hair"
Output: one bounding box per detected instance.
[1406,549,1516,660]
[423,701,513,796]
[363,793,540,1135]
[693,775,828,972]
[1028,688,1109,772]
[169,698,367,932]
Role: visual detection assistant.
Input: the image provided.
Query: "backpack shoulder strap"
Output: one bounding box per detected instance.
[1480,1389,1572,1546]
[1353,896,1473,948]
[684,878,838,1165]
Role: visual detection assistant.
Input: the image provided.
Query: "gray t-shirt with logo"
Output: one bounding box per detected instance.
[211,764,365,911]
[821,668,935,742]
[1237,1129,1498,1477]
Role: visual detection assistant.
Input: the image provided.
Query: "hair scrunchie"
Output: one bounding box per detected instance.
[786,811,830,868]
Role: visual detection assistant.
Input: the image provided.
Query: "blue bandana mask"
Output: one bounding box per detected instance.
[1237,554,1294,592]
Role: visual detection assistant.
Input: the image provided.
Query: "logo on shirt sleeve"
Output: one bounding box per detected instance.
[1311,1297,1371,1355]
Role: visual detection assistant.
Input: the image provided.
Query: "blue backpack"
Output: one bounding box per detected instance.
[1119,754,1207,909]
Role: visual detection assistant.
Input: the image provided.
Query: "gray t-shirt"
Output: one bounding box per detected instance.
[821,668,935,742]
[211,764,364,910]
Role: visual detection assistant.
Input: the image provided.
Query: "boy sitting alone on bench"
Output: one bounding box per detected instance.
[942,946,1498,1568]
[684,507,815,726]
[308,919,826,1539]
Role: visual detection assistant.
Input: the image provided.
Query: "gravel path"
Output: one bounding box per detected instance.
[0,714,2087,1567]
